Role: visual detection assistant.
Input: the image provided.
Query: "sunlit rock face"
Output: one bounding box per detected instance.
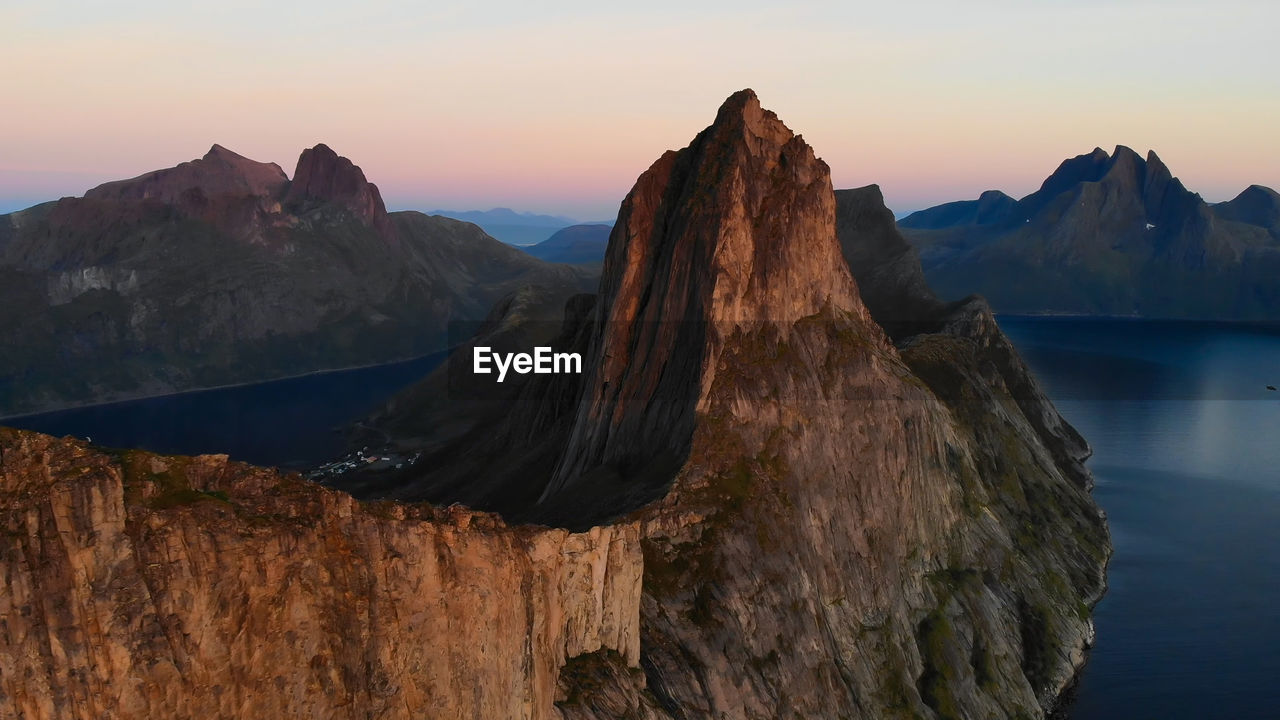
[0,428,643,720]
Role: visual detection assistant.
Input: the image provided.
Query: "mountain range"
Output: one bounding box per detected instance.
[898,146,1280,319]
[0,144,593,417]
[429,207,580,246]
[0,91,1108,719]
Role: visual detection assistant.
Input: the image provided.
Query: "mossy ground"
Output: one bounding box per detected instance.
[115,450,233,510]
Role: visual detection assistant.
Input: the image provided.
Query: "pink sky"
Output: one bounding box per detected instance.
[2,2,1277,219]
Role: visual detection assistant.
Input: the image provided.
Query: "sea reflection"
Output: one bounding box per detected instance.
[999,316,1280,719]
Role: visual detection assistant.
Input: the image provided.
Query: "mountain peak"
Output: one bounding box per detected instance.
[1112,144,1141,160]
[707,88,799,152]
[1215,182,1280,234]
[541,90,860,504]
[204,143,241,161]
[284,144,390,232]
[85,145,288,204]
[715,88,760,115]
[1018,146,1115,218]
[1104,145,1146,186]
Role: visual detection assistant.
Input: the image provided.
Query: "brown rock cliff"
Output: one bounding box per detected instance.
[0,428,641,720]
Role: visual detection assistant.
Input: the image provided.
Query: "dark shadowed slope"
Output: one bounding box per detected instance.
[1215,184,1280,240]
[898,146,1280,319]
[523,223,612,264]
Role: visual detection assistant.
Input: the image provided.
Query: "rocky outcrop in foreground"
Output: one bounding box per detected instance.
[0,428,641,720]
[1,91,1108,719]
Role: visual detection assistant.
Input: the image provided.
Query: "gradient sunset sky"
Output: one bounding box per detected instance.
[2,1,1277,219]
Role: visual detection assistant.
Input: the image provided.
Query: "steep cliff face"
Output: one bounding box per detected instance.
[1,91,1107,720]
[0,428,641,720]
[284,143,393,234]
[355,90,1108,717]
[552,92,1107,719]
[834,185,945,339]
[545,90,862,507]
[0,145,591,417]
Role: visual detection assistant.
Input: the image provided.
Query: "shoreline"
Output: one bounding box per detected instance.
[995,311,1280,328]
[0,350,450,423]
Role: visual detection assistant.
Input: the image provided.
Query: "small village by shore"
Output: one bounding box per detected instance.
[306,446,421,484]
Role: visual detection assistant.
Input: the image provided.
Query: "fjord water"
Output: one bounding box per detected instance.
[1,353,444,469]
[998,317,1280,719]
[2,318,1276,716]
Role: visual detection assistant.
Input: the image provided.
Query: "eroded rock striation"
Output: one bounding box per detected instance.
[1,91,1108,719]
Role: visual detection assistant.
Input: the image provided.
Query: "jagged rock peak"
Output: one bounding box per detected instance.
[595,88,858,332]
[543,89,864,501]
[205,143,245,161]
[1110,144,1141,160]
[1018,146,1114,218]
[84,144,289,203]
[1101,144,1145,184]
[285,143,390,230]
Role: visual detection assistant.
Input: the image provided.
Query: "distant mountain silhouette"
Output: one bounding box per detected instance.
[429,208,578,227]
[428,208,578,246]
[897,190,1017,230]
[896,146,1280,320]
[0,146,593,416]
[522,224,610,264]
[1215,185,1280,241]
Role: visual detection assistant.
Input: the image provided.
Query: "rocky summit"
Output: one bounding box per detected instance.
[0,145,592,417]
[284,143,392,234]
[0,91,1109,719]
[899,146,1280,320]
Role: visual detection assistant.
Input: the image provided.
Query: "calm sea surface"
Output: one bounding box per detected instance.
[4,319,1279,716]
[1,353,444,469]
[999,317,1280,720]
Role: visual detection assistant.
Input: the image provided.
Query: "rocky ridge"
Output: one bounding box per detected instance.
[0,428,640,720]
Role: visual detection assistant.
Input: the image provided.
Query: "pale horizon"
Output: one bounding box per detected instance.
[3,1,1277,220]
